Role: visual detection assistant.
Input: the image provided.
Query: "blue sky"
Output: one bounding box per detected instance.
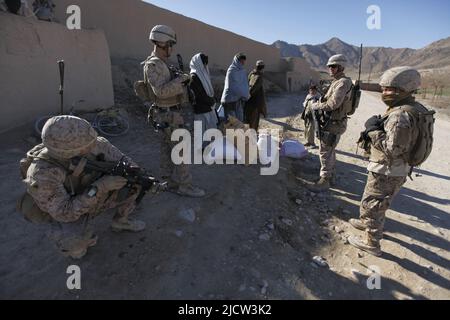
[144,0,450,49]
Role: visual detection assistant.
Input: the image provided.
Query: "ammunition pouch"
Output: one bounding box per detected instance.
[17,192,53,224]
[320,131,338,146]
[323,118,347,135]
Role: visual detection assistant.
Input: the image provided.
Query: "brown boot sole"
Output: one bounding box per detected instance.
[348,236,382,257]
[349,219,367,231]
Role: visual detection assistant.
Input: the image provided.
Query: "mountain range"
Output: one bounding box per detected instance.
[273,37,450,76]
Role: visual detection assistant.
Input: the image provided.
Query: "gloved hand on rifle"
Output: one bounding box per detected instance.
[364,115,383,134]
[180,73,191,86]
[92,176,128,195]
[311,102,321,111]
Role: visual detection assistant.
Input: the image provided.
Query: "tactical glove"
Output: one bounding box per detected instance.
[93,176,128,194]
[364,115,383,133]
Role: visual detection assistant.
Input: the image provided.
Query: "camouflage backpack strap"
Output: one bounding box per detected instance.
[398,102,435,177]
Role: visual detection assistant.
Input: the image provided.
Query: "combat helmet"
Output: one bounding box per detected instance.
[149,25,177,45]
[327,54,348,69]
[42,116,98,159]
[379,66,421,93]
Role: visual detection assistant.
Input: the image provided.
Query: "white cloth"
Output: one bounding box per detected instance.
[303,93,320,108]
[194,109,218,133]
[189,53,214,98]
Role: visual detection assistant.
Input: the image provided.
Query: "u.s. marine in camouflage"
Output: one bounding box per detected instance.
[310,54,353,190]
[142,25,205,198]
[20,116,146,259]
[349,66,428,257]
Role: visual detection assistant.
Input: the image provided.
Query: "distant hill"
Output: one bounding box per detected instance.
[273,37,450,76]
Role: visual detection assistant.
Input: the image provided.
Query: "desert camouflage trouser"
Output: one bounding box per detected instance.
[360,172,406,242]
[152,108,192,188]
[304,116,316,145]
[319,133,341,178]
[48,186,140,255]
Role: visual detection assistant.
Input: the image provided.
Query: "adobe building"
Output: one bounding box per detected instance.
[0,0,319,132]
[0,11,114,133]
[54,0,319,89]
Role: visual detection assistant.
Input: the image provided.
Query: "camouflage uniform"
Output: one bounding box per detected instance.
[143,52,193,188]
[349,66,427,256]
[313,72,353,178]
[358,100,418,242]
[25,137,139,223]
[21,116,144,258]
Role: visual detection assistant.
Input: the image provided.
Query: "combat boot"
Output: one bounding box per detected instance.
[306,177,331,192]
[330,173,337,187]
[111,218,146,232]
[176,184,206,198]
[349,218,367,231]
[60,235,98,260]
[348,234,382,257]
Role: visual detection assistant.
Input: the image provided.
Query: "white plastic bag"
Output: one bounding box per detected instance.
[204,137,242,162]
[216,103,225,120]
[280,140,308,159]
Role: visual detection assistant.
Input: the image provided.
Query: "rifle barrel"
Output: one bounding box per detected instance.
[358,44,363,83]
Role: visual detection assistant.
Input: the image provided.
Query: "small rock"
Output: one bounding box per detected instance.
[267,223,275,230]
[426,265,434,271]
[259,233,271,241]
[282,218,293,226]
[342,236,349,244]
[251,269,261,279]
[312,256,329,268]
[358,252,364,258]
[261,280,268,295]
[310,192,317,197]
[295,199,303,205]
[178,208,196,223]
[175,230,183,238]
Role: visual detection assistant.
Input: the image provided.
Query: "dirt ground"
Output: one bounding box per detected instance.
[0,91,449,300]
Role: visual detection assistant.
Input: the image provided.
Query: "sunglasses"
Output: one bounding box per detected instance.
[328,65,338,69]
[161,41,176,48]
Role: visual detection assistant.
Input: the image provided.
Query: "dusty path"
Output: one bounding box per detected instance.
[280,91,450,299]
[0,92,448,300]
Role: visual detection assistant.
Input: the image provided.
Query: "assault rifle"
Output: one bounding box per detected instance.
[351,44,363,112]
[58,60,65,115]
[312,109,323,140]
[72,156,167,204]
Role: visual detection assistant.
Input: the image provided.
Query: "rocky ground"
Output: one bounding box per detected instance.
[0,91,449,300]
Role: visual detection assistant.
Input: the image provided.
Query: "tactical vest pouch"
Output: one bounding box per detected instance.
[333,79,360,119]
[401,104,435,167]
[134,80,153,103]
[320,131,337,146]
[17,192,53,224]
[342,85,361,116]
[134,58,157,104]
[324,119,347,135]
